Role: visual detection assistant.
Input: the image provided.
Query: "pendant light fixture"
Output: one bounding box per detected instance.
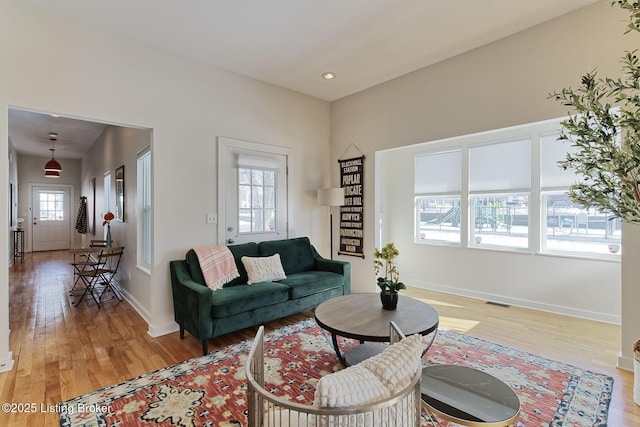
[44,132,62,178]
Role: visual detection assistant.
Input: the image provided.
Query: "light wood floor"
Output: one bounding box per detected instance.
[1,250,638,426]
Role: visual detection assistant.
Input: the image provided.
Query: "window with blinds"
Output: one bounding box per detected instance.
[237,154,281,234]
[411,118,621,257]
[415,149,462,244]
[468,138,531,250]
[540,132,621,256]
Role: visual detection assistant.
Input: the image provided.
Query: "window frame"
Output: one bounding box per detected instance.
[104,171,111,215]
[411,116,620,260]
[137,146,152,270]
[414,148,463,246]
[38,191,66,221]
[469,192,531,251]
[237,167,278,235]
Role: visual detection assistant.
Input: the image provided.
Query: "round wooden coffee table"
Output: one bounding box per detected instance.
[314,293,439,365]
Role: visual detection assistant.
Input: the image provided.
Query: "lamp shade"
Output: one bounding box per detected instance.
[317,187,345,207]
[45,169,60,178]
[45,158,62,172]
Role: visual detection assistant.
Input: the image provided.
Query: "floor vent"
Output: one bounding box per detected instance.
[486,301,511,308]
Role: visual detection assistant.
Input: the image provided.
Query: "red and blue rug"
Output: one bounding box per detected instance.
[59,318,612,426]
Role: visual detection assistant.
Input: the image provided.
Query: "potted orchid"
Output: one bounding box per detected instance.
[373,242,406,310]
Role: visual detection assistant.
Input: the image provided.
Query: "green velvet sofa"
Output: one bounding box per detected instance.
[169,237,351,355]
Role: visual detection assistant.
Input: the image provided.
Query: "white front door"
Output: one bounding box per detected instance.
[32,186,71,251]
[218,137,289,245]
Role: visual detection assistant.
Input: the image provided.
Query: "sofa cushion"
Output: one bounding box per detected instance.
[277,271,343,299]
[241,253,287,284]
[259,237,315,275]
[226,242,260,286]
[210,281,289,318]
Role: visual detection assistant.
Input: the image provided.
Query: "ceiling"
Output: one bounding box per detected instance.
[9,109,107,159]
[12,0,599,158]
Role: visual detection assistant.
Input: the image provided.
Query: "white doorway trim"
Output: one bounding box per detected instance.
[26,182,75,253]
[217,136,292,245]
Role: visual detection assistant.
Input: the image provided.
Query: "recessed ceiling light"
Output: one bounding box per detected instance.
[322,72,336,80]
[50,114,60,118]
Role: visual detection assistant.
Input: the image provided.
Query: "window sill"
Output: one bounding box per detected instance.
[414,239,461,248]
[537,251,621,263]
[137,265,151,276]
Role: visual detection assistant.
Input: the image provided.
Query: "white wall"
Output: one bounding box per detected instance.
[80,125,152,318]
[330,1,633,363]
[378,134,619,322]
[0,0,331,369]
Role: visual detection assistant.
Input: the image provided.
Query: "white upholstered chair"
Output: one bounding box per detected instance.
[245,321,423,427]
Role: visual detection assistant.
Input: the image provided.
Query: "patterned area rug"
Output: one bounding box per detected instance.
[59,318,613,427]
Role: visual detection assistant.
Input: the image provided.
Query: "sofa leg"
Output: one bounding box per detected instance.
[179,325,185,339]
[202,339,208,355]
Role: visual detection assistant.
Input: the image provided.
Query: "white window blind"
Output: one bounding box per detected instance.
[469,138,531,192]
[237,154,281,171]
[540,132,579,189]
[415,149,462,194]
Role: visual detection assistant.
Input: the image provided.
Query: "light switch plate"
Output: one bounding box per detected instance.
[206,213,217,224]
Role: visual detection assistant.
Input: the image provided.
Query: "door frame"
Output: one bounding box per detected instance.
[26,183,75,253]
[217,136,292,245]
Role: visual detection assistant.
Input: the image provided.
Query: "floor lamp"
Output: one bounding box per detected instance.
[318,188,345,260]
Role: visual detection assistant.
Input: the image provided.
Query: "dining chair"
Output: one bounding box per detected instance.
[74,246,125,308]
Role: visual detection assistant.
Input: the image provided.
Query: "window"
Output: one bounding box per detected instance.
[469,138,531,250]
[104,172,111,240]
[137,147,152,267]
[238,168,277,233]
[218,137,289,245]
[471,194,529,249]
[411,117,621,259]
[39,191,65,221]
[104,172,111,214]
[415,149,462,244]
[540,132,621,255]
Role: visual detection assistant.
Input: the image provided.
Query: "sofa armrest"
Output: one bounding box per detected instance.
[310,246,351,295]
[169,260,214,341]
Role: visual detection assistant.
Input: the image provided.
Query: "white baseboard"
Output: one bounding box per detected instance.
[119,288,178,338]
[147,321,179,338]
[408,278,621,325]
[120,288,151,325]
[0,351,14,373]
[617,352,634,372]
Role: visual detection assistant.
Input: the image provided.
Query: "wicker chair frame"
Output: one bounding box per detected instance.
[245,321,422,427]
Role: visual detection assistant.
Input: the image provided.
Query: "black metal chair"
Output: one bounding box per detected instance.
[74,246,125,308]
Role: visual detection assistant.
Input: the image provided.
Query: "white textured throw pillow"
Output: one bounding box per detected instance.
[313,364,390,408]
[241,254,287,284]
[360,333,424,394]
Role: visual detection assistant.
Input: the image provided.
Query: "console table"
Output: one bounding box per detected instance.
[13,229,24,264]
